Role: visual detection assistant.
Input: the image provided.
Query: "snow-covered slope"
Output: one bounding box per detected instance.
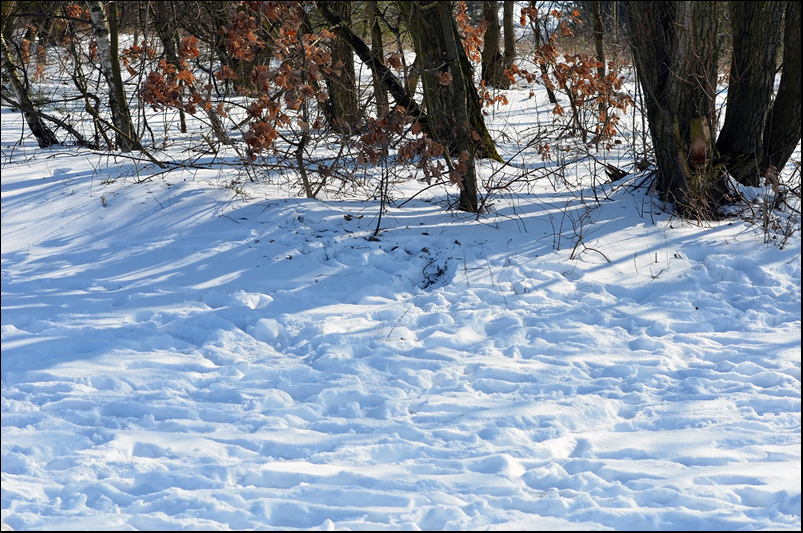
[1,94,800,530]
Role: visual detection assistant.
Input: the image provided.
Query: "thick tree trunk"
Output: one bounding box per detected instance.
[762,1,801,177]
[406,54,421,99]
[716,1,786,186]
[626,1,721,213]
[325,1,360,133]
[400,0,482,212]
[480,1,513,89]
[0,30,59,148]
[502,1,515,68]
[367,1,390,119]
[481,1,504,87]
[87,0,137,151]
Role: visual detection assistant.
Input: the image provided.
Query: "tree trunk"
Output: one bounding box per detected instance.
[0,30,59,148]
[87,0,137,151]
[762,0,801,177]
[406,54,421,98]
[324,1,360,133]
[626,1,721,214]
[591,1,605,80]
[481,1,504,87]
[367,1,390,118]
[478,1,515,90]
[502,1,515,68]
[716,1,786,186]
[400,0,482,212]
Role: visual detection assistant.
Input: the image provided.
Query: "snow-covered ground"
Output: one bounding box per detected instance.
[2,73,801,529]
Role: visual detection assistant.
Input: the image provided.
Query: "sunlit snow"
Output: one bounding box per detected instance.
[2,69,801,530]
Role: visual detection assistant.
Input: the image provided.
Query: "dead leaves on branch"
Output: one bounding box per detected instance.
[455,0,489,64]
[220,11,262,61]
[354,112,465,189]
[511,7,633,145]
[142,1,337,157]
[436,72,453,87]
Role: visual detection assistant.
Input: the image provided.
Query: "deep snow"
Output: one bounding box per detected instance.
[2,71,801,530]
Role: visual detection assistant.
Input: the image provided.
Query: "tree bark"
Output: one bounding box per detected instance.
[406,54,422,99]
[502,1,515,68]
[324,1,360,133]
[626,1,721,212]
[367,1,390,118]
[591,1,605,80]
[87,0,137,151]
[481,1,504,87]
[762,0,800,178]
[479,1,514,89]
[400,1,482,212]
[716,1,786,186]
